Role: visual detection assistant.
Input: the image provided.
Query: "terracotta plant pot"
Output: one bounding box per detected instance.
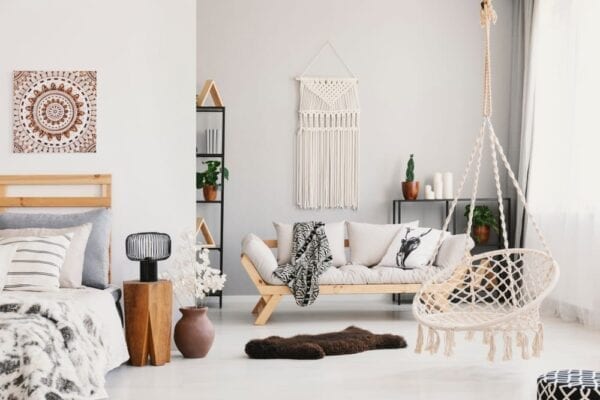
[473,225,491,245]
[174,307,215,358]
[402,181,420,200]
[202,185,217,201]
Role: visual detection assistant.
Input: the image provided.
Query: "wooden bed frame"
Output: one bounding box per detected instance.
[241,239,423,325]
[0,174,112,282]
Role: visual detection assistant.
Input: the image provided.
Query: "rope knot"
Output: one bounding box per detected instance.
[480,0,498,27]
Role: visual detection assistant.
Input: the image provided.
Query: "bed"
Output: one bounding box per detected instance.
[0,174,129,400]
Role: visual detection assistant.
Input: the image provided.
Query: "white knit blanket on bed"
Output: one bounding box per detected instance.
[0,296,108,400]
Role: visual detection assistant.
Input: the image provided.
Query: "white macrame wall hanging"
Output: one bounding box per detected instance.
[296,42,359,209]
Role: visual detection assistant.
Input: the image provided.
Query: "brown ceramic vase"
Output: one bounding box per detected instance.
[401,181,420,200]
[174,307,215,358]
[202,185,218,201]
[473,225,491,245]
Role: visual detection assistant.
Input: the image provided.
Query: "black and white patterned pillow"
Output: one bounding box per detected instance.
[0,234,73,291]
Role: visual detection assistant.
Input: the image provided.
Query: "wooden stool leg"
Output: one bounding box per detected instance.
[148,282,172,366]
[254,295,282,325]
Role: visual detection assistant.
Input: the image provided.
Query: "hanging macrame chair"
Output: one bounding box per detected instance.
[412,0,559,361]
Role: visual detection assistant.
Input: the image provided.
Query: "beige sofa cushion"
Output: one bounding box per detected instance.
[347,221,418,266]
[241,234,283,285]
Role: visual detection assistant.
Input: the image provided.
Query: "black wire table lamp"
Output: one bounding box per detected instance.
[126,232,171,282]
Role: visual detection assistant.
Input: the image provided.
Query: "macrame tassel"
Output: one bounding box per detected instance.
[465,330,475,341]
[532,324,544,357]
[431,330,441,354]
[444,330,456,357]
[502,332,512,361]
[487,332,496,362]
[516,331,530,360]
[415,324,424,354]
[483,330,492,345]
[425,327,435,353]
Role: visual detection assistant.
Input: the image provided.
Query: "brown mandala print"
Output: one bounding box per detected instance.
[13,71,97,153]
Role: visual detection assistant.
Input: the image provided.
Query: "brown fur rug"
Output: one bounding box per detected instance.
[245,326,407,359]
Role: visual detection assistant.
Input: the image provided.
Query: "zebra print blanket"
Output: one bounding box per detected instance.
[0,296,108,400]
[274,221,332,306]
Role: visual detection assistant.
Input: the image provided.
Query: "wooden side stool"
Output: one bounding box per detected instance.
[123,280,173,366]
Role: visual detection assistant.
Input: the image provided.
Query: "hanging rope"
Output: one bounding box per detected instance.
[481,0,497,117]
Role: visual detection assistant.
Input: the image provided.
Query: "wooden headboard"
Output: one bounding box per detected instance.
[0,174,112,282]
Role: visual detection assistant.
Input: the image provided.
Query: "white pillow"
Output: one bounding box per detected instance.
[0,223,92,288]
[241,234,281,285]
[378,226,450,269]
[273,221,346,267]
[436,234,475,269]
[347,221,419,266]
[0,244,19,291]
[0,234,73,291]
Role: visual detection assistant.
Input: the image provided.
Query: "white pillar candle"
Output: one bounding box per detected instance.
[425,184,435,200]
[443,172,454,199]
[433,173,443,199]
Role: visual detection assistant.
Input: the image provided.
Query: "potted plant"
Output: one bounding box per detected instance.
[401,154,419,200]
[464,205,500,245]
[197,160,229,201]
[161,231,226,358]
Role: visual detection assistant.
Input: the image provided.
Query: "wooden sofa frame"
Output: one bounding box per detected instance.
[241,239,422,325]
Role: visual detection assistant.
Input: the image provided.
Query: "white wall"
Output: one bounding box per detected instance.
[0,0,196,286]
[198,0,515,295]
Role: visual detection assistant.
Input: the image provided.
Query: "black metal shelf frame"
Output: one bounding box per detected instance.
[196,106,226,308]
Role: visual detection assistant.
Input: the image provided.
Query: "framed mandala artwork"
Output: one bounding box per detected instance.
[13,71,97,153]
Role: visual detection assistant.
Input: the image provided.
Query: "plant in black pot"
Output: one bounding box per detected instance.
[197,160,229,201]
[464,205,499,245]
[402,154,419,200]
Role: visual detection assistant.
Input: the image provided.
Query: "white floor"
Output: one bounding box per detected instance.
[106,295,600,399]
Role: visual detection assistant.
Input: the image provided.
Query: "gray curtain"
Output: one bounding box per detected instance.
[507,0,537,246]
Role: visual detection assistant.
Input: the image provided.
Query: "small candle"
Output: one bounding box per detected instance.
[443,172,453,199]
[425,184,435,200]
[433,173,443,199]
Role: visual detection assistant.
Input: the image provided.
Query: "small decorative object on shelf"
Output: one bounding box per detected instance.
[161,231,227,358]
[401,154,419,200]
[443,172,453,199]
[464,204,499,245]
[424,184,435,200]
[197,160,229,201]
[196,80,224,107]
[205,128,221,154]
[433,172,443,199]
[125,232,171,282]
[196,217,216,248]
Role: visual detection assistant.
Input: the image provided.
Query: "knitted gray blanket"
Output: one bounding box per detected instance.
[273,221,332,306]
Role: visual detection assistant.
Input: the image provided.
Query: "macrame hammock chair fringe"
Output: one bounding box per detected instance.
[411,0,559,362]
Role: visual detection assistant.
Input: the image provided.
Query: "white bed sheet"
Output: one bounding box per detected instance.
[0,287,129,371]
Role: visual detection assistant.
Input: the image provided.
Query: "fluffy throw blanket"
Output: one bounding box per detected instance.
[245,326,407,359]
[273,221,332,306]
[0,296,108,400]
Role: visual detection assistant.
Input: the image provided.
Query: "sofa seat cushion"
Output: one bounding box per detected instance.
[262,264,439,286]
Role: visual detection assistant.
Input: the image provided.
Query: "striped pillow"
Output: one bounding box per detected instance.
[0,234,73,291]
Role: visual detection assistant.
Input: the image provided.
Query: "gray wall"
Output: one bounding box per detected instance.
[197,0,515,294]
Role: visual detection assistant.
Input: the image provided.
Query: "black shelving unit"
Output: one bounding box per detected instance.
[391,197,512,305]
[197,106,225,308]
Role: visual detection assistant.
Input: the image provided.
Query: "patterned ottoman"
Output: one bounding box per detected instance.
[538,370,600,400]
